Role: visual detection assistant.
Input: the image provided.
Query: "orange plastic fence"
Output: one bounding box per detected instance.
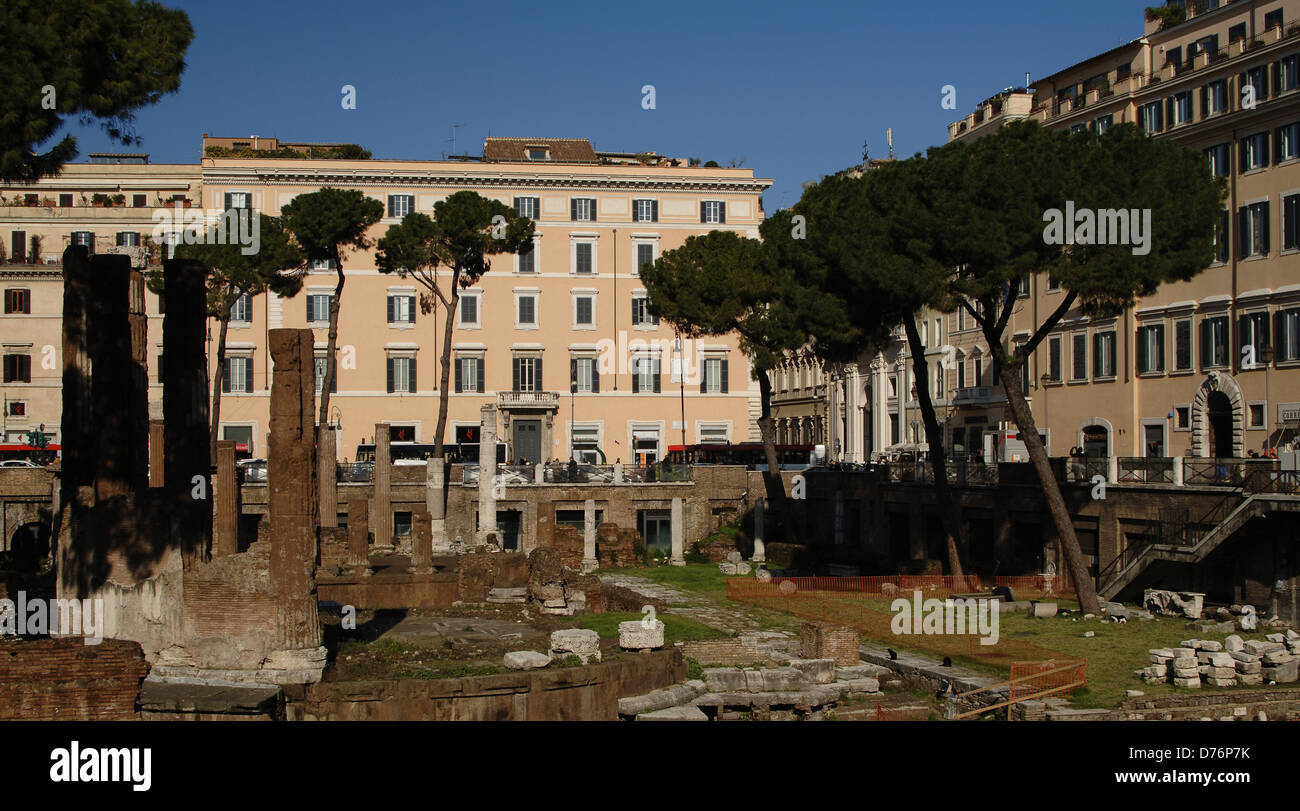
[1008,659,1088,704]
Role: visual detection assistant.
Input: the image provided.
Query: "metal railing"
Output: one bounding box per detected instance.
[1117,456,1174,484]
[622,463,692,483]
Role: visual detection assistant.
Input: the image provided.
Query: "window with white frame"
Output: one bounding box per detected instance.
[1071,333,1087,381]
[1204,79,1229,116]
[633,199,658,223]
[229,292,252,323]
[572,424,600,462]
[1170,91,1192,126]
[631,295,658,326]
[1202,315,1229,368]
[1206,143,1230,177]
[224,191,251,210]
[386,355,416,394]
[700,200,725,224]
[314,354,336,394]
[573,293,595,328]
[1280,54,1299,93]
[517,240,536,273]
[1241,132,1270,171]
[1137,323,1164,374]
[1241,311,1270,365]
[1174,405,1192,431]
[635,242,655,273]
[1278,308,1300,361]
[701,355,728,393]
[513,355,541,392]
[455,354,483,393]
[699,423,729,444]
[1175,318,1194,370]
[223,355,252,393]
[1278,123,1300,163]
[1285,194,1300,251]
[1139,100,1163,135]
[514,196,539,219]
[458,292,481,327]
[571,355,598,393]
[632,354,660,393]
[306,293,332,323]
[1239,201,1270,257]
[516,292,538,327]
[387,194,413,218]
[571,198,595,221]
[1248,402,1266,429]
[574,241,594,274]
[1093,330,1117,378]
[387,292,415,325]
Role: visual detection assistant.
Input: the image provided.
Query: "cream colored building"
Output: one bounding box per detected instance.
[1,138,772,465]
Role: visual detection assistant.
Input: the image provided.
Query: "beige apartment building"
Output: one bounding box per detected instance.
[778,0,1300,464]
[1,137,772,466]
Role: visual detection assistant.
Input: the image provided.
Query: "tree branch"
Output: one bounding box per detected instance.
[1020,289,1079,361]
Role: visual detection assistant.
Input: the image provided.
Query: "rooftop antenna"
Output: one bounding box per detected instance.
[446,123,464,158]
[862,140,870,166]
[1026,71,1032,89]
[886,128,894,160]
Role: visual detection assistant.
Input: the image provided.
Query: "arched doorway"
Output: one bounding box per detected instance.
[1082,425,1109,457]
[1207,390,1234,458]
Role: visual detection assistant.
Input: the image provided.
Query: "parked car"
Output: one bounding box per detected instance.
[237,458,268,482]
[0,459,40,468]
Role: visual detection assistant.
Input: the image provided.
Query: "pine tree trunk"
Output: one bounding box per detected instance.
[318,256,344,425]
[432,271,460,461]
[209,313,230,465]
[756,371,787,539]
[902,317,966,587]
[996,358,1101,613]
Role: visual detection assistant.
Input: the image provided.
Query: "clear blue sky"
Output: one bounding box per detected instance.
[62,0,1150,210]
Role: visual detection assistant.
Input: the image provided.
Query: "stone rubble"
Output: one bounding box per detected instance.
[1140,634,1300,689]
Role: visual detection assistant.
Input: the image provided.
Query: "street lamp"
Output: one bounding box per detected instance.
[675,337,686,455]
[569,380,577,462]
[1040,372,1051,456]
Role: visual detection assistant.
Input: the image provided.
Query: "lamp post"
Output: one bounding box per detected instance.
[1263,345,1276,452]
[675,337,686,455]
[570,380,577,462]
[1040,372,1051,456]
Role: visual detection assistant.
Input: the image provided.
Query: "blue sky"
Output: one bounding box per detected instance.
[61,0,1150,209]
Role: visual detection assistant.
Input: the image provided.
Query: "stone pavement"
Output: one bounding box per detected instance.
[598,574,795,637]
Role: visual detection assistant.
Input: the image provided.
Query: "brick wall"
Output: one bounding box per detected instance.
[800,622,860,666]
[681,638,764,666]
[0,638,147,720]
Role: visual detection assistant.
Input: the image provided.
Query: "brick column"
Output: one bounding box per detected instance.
[476,405,497,545]
[582,498,597,573]
[163,258,212,569]
[373,424,392,550]
[346,499,371,576]
[267,329,321,651]
[214,440,239,557]
[318,424,337,528]
[670,496,685,567]
[410,509,432,573]
[86,254,140,502]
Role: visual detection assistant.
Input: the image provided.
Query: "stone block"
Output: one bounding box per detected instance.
[1230,651,1261,663]
[1263,660,1299,684]
[1267,633,1286,643]
[761,667,808,691]
[1172,677,1201,688]
[1205,677,1237,688]
[703,668,747,692]
[1237,673,1264,686]
[1029,602,1058,618]
[1197,640,1224,652]
[1206,652,1235,668]
[788,659,836,685]
[618,620,665,651]
[548,628,601,664]
[836,678,880,695]
[1224,635,1244,652]
[1235,660,1262,675]
[637,704,708,721]
[503,651,550,670]
[1245,640,1285,655]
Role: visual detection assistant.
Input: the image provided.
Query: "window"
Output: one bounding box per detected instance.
[1016,275,1030,297]
[59,193,73,208]
[514,197,539,219]
[516,293,537,327]
[1092,114,1113,134]
[571,198,595,221]
[229,293,251,323]
[1244,66,1270,104]
[1204,79,1229,116]
[308,258,336,271]
[632,355,660,393]
[702,356,729,393]
[571,356,598,393]
[222,356,252,393]
[1249,402,1267,429]
[1170,91,1192,126]
[1175,406,1191,430]
[574,242,593,274]
[513,356,541,392]
[132,193,147,208]
[5,400,24,417]
[387,293,416,325]
[1093,331,1116,378]
[458,293,480,327]
[1215,209,1231,263]
[574,294,594,327]
[1166,46,1183,69]
[1278,308,1300,361]
[518,241,536,273]
[700,424,729,445]
[1278,54,1299,94]
[4,289,30,314]
[387,194,413,218]
[1139,101,1164,135]
[1266,8,1284,31]
[1284,194,1300,250]
[633,199,658,222]
[636,243,654,273]
[1239,201,1270,258]
[71,232,95,253]
[1241,311,1270,365]
[527,148,549,161]
[10,231,25,262]
[455,355,484,393]
[1229,23,1247,44]
[1175,319,1193,370]
[395,512,412,538]
[1189,34,1219,63]
[1072,333,1087,381]
[1137,324,1165,374]
[306,293,332,323]
[1241,132,1270,171]
[1201,315,1229,368]
[314,355,336,394]
[1206,143,1230,176]
[631,296,659,326]
[386,356,416,394]
[957,357,967,389]
[225,192,252,211]
[973,357,984,387]
[1277,122,1300,162]
[1047,335,1062,382]
[115,231,141,248]
[3,353,31,383]
[1047,274,1061,292]
[701,200,725,224]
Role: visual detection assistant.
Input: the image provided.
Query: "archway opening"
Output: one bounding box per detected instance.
[1207,390,1233,458]
[1082,425,1109,457]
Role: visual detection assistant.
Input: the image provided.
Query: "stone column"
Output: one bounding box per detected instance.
[318,424,337,528]
[410,509,432,573]
[163,258,212,568]
[214,440,239,557]
[86,254,143,502]
[1172,456,1185,486]
[373,423,392,551]
[427,456,448,551]
[613,462,624,484]
[582,498,597,573]
[346,498,371,575]
[670,496,685,567]
[267,328,322,651]
[752,497,766,563]
[476,405,498,545]
[535,462,544,484]
[149,420,165,488]
[1107,454,1119,484]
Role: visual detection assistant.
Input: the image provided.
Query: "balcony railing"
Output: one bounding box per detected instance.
[952,386,1007,405]
[497,390,558,408]
[1117,456,1174,484]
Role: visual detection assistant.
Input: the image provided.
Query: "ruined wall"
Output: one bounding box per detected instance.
[0,638,148,720]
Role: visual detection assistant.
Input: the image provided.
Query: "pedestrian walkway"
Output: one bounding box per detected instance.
[599,574,796,636]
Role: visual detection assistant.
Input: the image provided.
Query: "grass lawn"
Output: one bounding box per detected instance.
[602,563,731,599]
[579,611,732,642]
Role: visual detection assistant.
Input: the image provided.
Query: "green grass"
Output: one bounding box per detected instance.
[578,611,732,642]
[602,562,732,599]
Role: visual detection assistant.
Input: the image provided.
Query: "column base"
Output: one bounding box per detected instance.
[669,558,686,568]
[581,558,598,574]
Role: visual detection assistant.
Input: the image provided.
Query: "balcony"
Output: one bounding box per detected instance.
[497,390,558,409]
[951,386,1007,406]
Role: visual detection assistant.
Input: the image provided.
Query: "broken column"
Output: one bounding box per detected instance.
[346,498,371,576]
[318,424,337,528]
[410,509,432,574]
[163,258,212,568]
[213,440,239,557]
[753,497,766,563]
[267,328,322,654]
[373,423,392,551]
[670,496,685,567]
[582,498,597,573]
[87,254,146,502]
[427,456,448,552]
[476,404,498,545]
